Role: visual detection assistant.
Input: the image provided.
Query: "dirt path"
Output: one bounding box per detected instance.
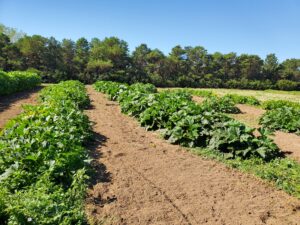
[85,87,300,225]
[0,87,42,129]
[193,96,300,162]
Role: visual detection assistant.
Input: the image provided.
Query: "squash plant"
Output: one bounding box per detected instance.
[260,106,300,135]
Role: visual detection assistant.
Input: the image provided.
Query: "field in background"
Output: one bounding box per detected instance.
[159,88,300,103]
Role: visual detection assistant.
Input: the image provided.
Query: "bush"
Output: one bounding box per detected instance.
[224,79,274,90]
[276,79,299,91]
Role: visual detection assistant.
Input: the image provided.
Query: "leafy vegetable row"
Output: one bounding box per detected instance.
[0,80,91,224]
[262,99,300,110]
[94,81,280,161]
[0,71,41,96]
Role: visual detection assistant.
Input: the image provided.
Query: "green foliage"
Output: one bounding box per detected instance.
[6,170,88,225]
[276,79,299,91]
[224,79,275,90]
[0,81,91,224]
[93,80,129,100]
[260,107,300,135]
[138,91,192,130]
[1,23,300,89]
[94,81,280,161]
[163,107,228,148]
[39,80,90,108]
[202,96,241,113]
[0,71,41,96]
[262,99,300,110]
[223,94,261,105]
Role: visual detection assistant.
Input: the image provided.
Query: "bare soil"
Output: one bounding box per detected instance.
[0,87,42,129]
[85,87,300,225]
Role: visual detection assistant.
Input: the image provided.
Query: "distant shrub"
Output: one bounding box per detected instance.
[276,80,299,91]
[202,96,241,114]
[224,79,274,90]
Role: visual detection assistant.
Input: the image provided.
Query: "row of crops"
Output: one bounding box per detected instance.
[190,89,300,135]
[0,81,91,224]
[93,81,279,160]
[93,81,300,198]
[0,71,41,96]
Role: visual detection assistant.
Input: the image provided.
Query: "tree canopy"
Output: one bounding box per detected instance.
[0,24,299,90]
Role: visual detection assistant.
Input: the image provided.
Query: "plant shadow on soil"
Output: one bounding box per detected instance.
[85,131,118,212]
[87,131,111,186]
[0,86,43,112]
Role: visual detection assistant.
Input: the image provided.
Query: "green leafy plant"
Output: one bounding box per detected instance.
[260,106,300,135]
[262,100,300,110]
[223,94,261,106]
[0,71,41,96]
[0,81,91,224]
[202,96,241,114]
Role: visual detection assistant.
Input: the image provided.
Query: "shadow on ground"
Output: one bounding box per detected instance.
[0,86,43,112]
[87,131,111,186]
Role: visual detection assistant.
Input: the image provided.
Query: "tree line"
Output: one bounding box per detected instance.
[1,24,300,90]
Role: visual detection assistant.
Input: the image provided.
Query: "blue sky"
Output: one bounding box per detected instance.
[0,0,299,61]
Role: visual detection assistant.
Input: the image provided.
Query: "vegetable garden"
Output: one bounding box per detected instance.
[0,78,299,224]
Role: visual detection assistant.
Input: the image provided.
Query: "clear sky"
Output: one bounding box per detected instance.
[0,0,299,61]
